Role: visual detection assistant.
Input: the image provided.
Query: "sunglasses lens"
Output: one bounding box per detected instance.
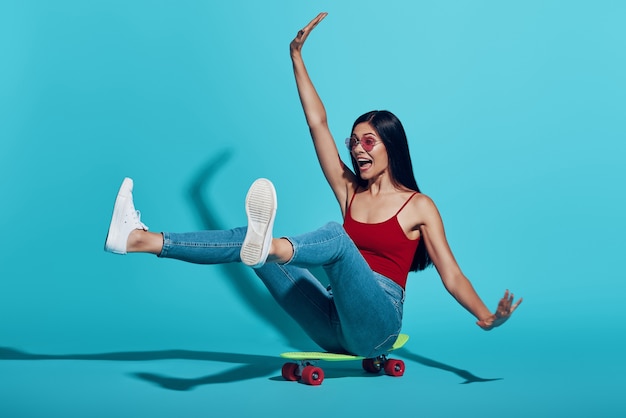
[361,139,375,151]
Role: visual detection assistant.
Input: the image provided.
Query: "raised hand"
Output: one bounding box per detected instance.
[476,290,523,330]
[290,12,328,56]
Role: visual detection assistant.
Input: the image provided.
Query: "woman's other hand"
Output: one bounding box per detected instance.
[476,290,523,330]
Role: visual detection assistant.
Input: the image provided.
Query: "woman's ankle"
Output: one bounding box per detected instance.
[267,238,294,264]
[127,230,163,254]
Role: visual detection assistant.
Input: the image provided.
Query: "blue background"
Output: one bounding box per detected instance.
[1,1,624,417]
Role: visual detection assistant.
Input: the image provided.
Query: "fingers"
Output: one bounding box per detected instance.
[297,12,327,39]
[505,289,522,311]
[503,289,512,303]
[498,290,522,317]
[291,13,327,54]
[481,290,522,330]
[308,12,328,29]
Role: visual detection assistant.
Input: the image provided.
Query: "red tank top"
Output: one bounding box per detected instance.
[343,192,420,289]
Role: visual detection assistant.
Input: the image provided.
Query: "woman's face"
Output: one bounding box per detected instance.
[350,122,389,181]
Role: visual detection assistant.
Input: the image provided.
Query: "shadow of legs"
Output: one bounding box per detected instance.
[0,346,284,389]
[186,150,310,349]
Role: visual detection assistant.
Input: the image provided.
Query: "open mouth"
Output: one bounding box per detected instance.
[357,158,372,170]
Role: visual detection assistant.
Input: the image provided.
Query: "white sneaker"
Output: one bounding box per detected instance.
[104,177,149,254]
[240,178,277,268]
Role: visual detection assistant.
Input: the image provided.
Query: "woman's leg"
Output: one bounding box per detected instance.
[285,222,404,357]
[253,264,344,353]
[105,177,281,266]
[159,228,246,264]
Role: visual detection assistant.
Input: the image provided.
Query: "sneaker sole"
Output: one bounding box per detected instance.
[240,178,277,268]
[104,177,134,254]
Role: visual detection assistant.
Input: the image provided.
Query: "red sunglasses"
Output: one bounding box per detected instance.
[345,136,381,152]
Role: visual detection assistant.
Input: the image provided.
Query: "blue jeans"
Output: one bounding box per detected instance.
[159,221,405,357]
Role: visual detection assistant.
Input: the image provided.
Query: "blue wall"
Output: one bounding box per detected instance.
[1,1,624,417]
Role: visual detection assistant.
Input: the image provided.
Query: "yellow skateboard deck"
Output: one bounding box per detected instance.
[280,333,409,361]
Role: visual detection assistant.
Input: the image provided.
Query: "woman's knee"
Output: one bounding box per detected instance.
[321,221,345,235]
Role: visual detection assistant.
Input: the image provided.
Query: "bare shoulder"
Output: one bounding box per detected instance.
[412,192,434,205]
[392,192,449,247]
[396,192,440,236]
[402,192,444,226]
[410,193,438,214]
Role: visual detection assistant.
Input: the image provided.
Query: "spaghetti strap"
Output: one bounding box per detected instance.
[394,192,418,216]
[347,188,359,212]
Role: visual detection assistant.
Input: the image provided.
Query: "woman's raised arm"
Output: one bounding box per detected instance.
[290,13,357,209]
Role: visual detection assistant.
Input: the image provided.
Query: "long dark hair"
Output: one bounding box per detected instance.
[349,110,433,271]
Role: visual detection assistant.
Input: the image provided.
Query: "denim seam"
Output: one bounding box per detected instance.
[169,242,241,248]
[160,232,242,258]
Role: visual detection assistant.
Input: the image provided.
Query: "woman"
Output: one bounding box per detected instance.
[104,13,521,358]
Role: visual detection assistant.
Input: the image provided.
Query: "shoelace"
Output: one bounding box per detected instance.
[132,210,149,230]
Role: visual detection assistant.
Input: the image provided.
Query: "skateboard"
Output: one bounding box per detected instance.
[280,334,409,385]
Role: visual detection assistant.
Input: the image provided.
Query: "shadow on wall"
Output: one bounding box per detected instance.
[187,149,311,350]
